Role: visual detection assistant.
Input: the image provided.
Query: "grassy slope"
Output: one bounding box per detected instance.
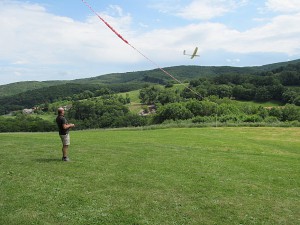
[0,127,299,224]
[120,89,143,113]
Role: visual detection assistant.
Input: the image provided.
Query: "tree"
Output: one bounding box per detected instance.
[267,84,285,101]
[68,101,96,120]
[293,95,300,106]
[68,95,131,129]
[279,71,300,85]
[139,86,162,104]
[216,85,233,98]
[269,107,283,120]
[186,99,217,117]
[157,89,181,105]
[282,104,300,121]
[94,88,112,97]
[154,103,193,123]
[282,89,298,103]
[217,103,240,116]
[254,87,272,102]
[113,113,148,127]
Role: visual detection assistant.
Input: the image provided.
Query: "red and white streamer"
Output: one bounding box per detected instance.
[81,0,200,97]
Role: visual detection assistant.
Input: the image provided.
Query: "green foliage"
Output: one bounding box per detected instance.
[157,88,182,105]
[282,89,298,103]
[192,116,214,123]
[186,99,217,116]
[242,114,264,123]
[154,102,193,123]
[208,84,233,98]
[1,60,300,115]
[0,80,68,97]
[0,83,102,114]
[232,84,255,100]
[113,112,148,127]
[139,85,163,104]
[2,60,300,131]
[0,115,56,132]
[254,86,272,102]
[264,116,279,123]
[281,104,300,121]
[218,114,241,123]
[67,95,143,129]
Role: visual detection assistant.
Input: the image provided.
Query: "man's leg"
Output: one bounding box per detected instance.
[60,134,70,161]
[62,145,68,158]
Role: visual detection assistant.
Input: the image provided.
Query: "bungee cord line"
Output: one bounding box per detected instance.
[81,0,201,98]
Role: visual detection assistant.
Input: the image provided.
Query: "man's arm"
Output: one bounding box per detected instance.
[62,123,75,129]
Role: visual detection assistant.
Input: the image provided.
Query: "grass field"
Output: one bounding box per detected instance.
[1,127,299,224]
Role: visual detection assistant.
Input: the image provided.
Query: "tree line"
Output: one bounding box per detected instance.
[1,62,300,132]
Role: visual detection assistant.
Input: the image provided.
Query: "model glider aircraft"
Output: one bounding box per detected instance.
[183,47,199,59]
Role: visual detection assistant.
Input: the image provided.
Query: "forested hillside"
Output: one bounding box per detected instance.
[2,58,300,97]
[0,80,68,97]
[1,59,300,115]
[1,59,300,132]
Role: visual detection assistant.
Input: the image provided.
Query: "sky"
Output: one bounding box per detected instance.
[0,0,300,85]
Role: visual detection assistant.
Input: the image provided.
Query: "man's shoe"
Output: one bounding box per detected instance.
[62,157,70,161]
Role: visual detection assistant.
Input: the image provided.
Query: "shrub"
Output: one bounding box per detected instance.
[218,114,241,123]
[264,116,279,123]
[242,115,263,123]
[113,113,148,127]
[282,104,300,121]
[186,99,217,117]
[192,116,214,123]
[154,103,193,123]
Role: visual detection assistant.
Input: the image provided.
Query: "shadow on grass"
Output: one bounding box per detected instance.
[35,158,61,163]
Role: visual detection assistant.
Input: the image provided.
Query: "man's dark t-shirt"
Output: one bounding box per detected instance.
[56,115,69,135]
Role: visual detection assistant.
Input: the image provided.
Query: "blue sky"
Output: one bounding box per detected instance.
[0,0,300,85]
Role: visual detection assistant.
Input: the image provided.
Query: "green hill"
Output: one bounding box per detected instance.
[1,59,300,115]
[67,58,300,85]
[0,80,68,97]
[2,59,300,97]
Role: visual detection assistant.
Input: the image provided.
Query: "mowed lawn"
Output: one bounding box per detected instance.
[0,127,299,225]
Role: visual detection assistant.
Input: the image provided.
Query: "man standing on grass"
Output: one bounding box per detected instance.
[56,107,75,161]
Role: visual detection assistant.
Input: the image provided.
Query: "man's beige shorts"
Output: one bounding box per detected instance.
[59,134,70,146]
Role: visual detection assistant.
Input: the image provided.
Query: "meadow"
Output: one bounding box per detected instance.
[0,127,299,225]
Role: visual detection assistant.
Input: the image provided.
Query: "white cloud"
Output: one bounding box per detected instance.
[222,13,300,55]
[134,8,300,62]
[265,0,300,13]
[1,0,300,85]
[105,5,127,17]
[226,58,240,63]
[151,0,249,20]
[148,0,182,14]
[178,0,249,20]
[0,1,141,84]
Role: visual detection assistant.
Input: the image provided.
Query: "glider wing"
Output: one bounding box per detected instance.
[191,47,198,59]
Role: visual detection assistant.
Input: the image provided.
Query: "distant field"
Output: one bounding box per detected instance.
[121,89,141,103]
[1,127,299,224]
[120,89,143,113]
